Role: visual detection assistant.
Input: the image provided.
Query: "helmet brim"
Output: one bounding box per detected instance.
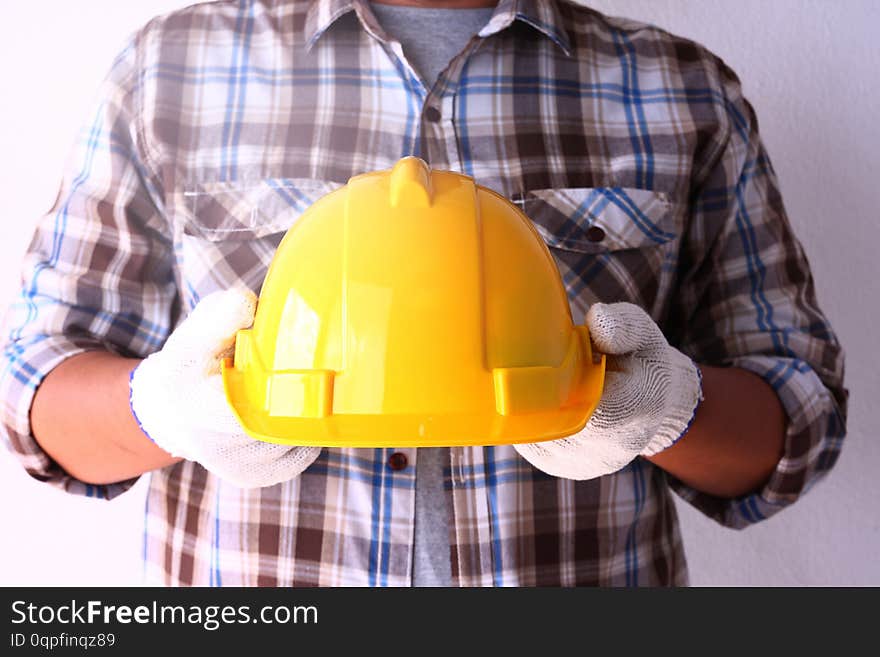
[221,355,605,447]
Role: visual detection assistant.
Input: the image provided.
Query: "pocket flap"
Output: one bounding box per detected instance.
[180,178,344,240]
[521,187,676,252]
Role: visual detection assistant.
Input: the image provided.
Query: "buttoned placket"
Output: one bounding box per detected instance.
[363,26,503,585]
[417,34,486,171]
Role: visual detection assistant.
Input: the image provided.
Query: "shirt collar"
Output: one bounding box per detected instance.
[305,0,572,56]
[304,0,360,50]
[479,1,572,56]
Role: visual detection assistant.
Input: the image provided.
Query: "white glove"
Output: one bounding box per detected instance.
[515,302,702,481]
[129,288,321,488]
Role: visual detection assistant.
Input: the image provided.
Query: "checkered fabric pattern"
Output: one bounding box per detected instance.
[0,0,847,586]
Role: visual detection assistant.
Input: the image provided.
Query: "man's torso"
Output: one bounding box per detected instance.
[135,0,718,586]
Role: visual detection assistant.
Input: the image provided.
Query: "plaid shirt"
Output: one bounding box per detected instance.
[0,0,847,586]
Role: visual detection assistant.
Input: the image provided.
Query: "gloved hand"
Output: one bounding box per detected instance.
[129,288,321,488]
[515,302,702,481]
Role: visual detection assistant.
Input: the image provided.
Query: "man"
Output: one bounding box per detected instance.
[0,0,847,586]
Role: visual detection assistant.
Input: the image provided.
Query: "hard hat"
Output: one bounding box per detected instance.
[221,157,605,447]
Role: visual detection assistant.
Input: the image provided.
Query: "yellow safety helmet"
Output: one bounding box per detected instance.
[222,157,605,447]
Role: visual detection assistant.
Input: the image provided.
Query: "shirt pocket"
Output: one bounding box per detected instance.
[518,187,680,321]
[171,178,343,305]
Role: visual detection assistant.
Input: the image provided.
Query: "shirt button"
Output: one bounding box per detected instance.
[387,452,408,471]
[423,106,442,123]
[586,226,606,243]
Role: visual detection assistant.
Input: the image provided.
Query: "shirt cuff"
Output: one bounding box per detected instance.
[667,355,846,529]
[0,333,139,499]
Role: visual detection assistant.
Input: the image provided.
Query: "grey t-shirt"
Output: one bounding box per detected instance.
[369,2,495,587]
[371,4,493,88]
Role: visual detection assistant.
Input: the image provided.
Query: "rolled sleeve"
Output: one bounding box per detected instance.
[664,54,848,528]
[670,354,846,528]
[0,334,129,498]
[0,35,176,498]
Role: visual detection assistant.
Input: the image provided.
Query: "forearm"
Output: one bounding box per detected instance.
[645,364,785,498]
[30,351,180,485]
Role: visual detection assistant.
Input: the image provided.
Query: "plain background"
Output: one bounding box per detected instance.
[0,0,877,586]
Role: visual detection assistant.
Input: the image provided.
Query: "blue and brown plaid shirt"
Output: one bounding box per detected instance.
[0,0,847,586]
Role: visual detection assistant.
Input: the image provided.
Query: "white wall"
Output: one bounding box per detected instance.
[0,1,877,586]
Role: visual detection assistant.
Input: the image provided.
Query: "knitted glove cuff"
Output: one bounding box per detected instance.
[641,355,703,457]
